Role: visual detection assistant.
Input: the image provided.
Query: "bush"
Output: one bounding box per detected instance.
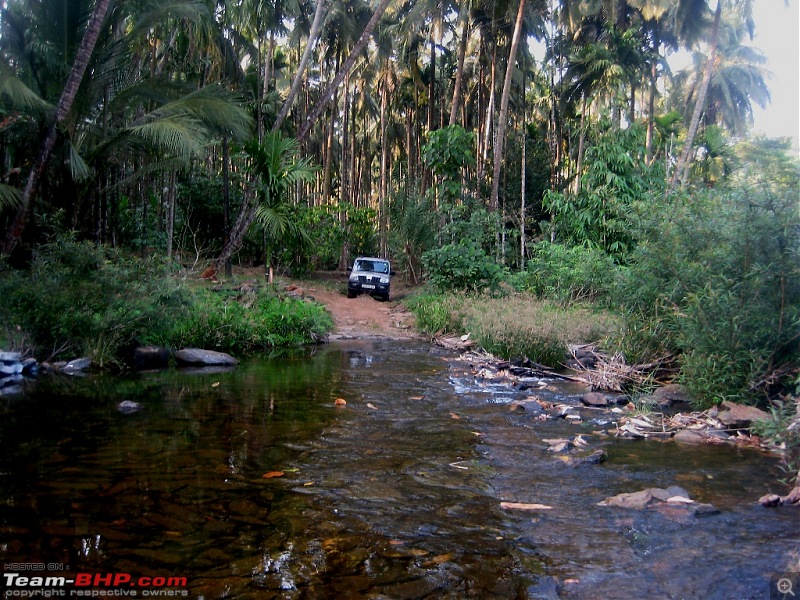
[510,241,617,303]
[422,240,506,293]
[611,180,799,408]
[0,238,333,365]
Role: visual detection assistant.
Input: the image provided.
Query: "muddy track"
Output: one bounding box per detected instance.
[285,276,421,341]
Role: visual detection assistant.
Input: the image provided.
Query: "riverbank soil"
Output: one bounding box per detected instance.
[280,270,421,341]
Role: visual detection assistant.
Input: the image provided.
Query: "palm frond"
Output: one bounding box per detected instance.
[0,64,52,113]
[0,183,22,210]
[68,140,92,181]
[127,115,208,162]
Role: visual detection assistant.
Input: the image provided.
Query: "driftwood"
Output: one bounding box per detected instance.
[569,344,677,392]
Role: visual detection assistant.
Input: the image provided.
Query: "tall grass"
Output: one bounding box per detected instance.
[404,291,618,367]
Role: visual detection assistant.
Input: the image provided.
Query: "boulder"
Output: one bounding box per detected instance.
[62,357,92,372]
[175,348,238,366]
[653,384,692,407]
[672,429,708,445]
[0,351,21,362]
[133,345,170,370]
[581,392,613,407]
[598,485,692,510]
[717,401,770,429]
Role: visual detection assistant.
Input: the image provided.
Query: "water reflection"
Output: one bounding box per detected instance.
[0,340,797,599]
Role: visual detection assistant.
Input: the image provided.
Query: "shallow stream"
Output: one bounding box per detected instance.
[1,340,797,599]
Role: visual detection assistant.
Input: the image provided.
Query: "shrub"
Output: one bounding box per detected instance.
[611,178,799,408]
[0,238,333,365]
[422,240,506,293]
[510,241,617,303]
[404,290,618,367]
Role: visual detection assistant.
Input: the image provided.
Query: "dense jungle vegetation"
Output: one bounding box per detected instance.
[0,0,797,438]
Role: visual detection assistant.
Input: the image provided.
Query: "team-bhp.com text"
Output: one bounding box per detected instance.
[3,573,188,597]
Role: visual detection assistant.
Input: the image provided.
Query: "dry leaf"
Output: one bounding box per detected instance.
[211,381,221,388]
[500,501,553,511]
[389,540,405,546]
[367,403,378,410]
[262,471,285,479]
[450,412,461,420]
[410,396,424,400]
[334,398,347,406]
[421,553,454,567]
[303,481,314,487]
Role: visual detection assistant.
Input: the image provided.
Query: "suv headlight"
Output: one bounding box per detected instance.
[380,277,389,284]
[349,274,358,281]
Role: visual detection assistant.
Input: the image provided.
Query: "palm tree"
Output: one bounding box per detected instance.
[2,0,111,257]
[297,0,395,141]
[246,133,317,283]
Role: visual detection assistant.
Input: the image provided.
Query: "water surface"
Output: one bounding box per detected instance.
[0,340,797,599]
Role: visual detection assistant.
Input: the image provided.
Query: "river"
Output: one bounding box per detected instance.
[0,339,797,599]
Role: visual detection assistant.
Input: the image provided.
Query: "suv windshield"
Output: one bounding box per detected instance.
[354,259,389,274]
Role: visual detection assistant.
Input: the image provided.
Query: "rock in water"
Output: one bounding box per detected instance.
[117,400,142,414]
[175,348,238,366]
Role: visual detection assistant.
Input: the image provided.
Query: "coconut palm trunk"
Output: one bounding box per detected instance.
[297,0,394,142]
[669,0,722,192]
[490,0,526,212]
[273,0,329,132]
[1,0,112,257]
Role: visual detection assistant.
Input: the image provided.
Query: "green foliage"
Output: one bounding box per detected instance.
[510,241,617,303]
[422,125,477,203]
[404,291,619,367]
[388,191,437,279]
[612,171,799,407]
[544,124,662,259]
[402,292,466,335]
[0,238,333,365]
[422,240,506,293]
[151,288,333,354]
[0,237,187,365]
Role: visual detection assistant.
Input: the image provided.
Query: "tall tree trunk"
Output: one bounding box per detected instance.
[669,0,721,193]
[379,69,389,258]
[449,7,469,126]
[478,55,496,184]
[2,0,111,257]
[273,0,328,132]
[573,93,587,195]
[489,0,526,212]
[222,134,232,277]
[166,169,176,260]
[297,0,394,142]
[645,30,659,164]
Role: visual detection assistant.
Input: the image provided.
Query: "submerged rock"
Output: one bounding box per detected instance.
[599,486,719,517]
[175,348,238,366]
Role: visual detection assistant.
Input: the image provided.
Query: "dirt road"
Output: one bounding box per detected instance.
[286,276,421,341]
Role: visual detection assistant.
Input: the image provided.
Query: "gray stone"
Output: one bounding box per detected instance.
[0,351,21,362]
[117,400,143,414]
[672,429,707,444]
[653,384,692,407]
[62,357,92,371]
[0,362,22,375]
[175,348,238,366]
[581,392,612,407]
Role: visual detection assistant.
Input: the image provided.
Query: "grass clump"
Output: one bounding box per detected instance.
[0,237,333,366]
[404,290,618,367]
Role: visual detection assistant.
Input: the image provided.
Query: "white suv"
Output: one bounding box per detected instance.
[347,257,392,301]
